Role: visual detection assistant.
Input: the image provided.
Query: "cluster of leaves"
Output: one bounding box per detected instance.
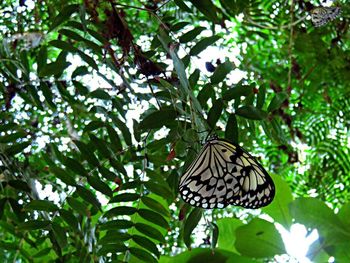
[0,0,349,262]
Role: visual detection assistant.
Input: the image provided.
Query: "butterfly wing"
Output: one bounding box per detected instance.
[311,7,341,27]
[179,138,275,209]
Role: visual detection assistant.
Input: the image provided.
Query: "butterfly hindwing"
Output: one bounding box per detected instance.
[311,7,341,27]
[179,137,275,209]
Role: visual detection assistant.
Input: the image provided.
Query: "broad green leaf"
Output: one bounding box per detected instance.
[262,174,293,229]
[110,193,140,203]
[49,4,79,31]
[223,84,254,101]
[134,223,165,243]
[51,222,68,249]
[77,50,98,70]
[256,85,266,109]
[188,0,219,23]
[33,248,52,258]
[210,61,234,84]
[183,208,203,248]
[217,218,243,253]
[17,220,51,231]
[8,180,31,192]
[4,141,31,155]
[144,181,173,200]
[139,108,177,130]
[98,231,131,245]
[132,234,160,258]
[66,197,89,216]
[49,40,76,52]
[236,105,268,120]
[24,200,59,212]
[59,209,79,230]
[89,89,111,100]
[141,196,170,218]
[0,131,26,143]
[159,248,258,263]
[129,247,158,263]
[72,66,89,79]
[207,98,224,128]
[87,175,113,197]
[99,219,134,231]
[235,218,286,258]
[338,203,350,232]
[179,27,206,43]
[75,185,101,210]
[50,166,76,186]
[225,113,239,144]
[174,0,192,13]
[190,35,221,56]
[189,68,200,88]
[211,223,219,249]
[73,140,100,167]
[97,243,128,255]
[138,209,169,229]
[289,198,350,242]
[104,206,137,217]
[267,92,288,112]
[64,157,88,177]
[106,125,123,152]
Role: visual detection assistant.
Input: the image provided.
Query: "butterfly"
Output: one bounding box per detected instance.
[311,7,341,27]
[179,135,275,209]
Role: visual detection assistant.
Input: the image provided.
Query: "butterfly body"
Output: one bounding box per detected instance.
[311,7,341,27]
[179,136,275,209]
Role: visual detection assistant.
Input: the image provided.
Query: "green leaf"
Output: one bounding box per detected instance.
[106,125,123,152]
[17,220,51,231]
[97,244,128,255]
[89,89,111,100]
[49,4,79,31]
[51,222,68,249]
[189,68,200,88]
[75,185,101,210]
[217,218,243,253]
[105,206,138,217]
[33,248,52,258]
[159,248,257,263]
[134,223,165,243]
[59,209,79,230]
[141,196,170,218]
[99,219,134,231]
[67,197,89,216]
[235,218,286,258]
[132,235,160,258]
[267,92,288,112]
[179,27,206,43]
[129,247,158,263]
[24,200,59,212]
[338,203,350,232]
[289,198,350,242]
[50,166,76,186]
[72,66,89,79]
[174,0,192,13]
[236,105,268,120]
[64,157,88,177]
[8,180,31,192]
[225,113,239,144]
[256,85,266,109]
[210,61,234,84]
[87,175,113,197]
[183,208,203,248]
[211,223,219,249]
[77,50,98,70]
[207,98,224,128]
[0,198,7,220]
[49,40,76,52]
[223,84,254,101]
[144,181,173,200]
[98,231,131,245]
[74,140,100,167]
[138,209,169,229]
[139,108,177,130]
[110,193,140,203]
[190,35,221,56]
[188,0,219,23]
[262,174,293,229]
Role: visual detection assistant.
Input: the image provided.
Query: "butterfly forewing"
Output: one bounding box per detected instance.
[179,138,275,209]
[311,7,341,27]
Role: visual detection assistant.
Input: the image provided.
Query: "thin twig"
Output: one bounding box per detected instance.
[245,14,308,30]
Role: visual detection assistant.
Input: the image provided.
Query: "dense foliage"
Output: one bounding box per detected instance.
[0,0,349,262]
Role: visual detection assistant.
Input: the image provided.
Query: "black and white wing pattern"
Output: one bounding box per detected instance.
[311,7,341,27]
[179,137,275,209]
